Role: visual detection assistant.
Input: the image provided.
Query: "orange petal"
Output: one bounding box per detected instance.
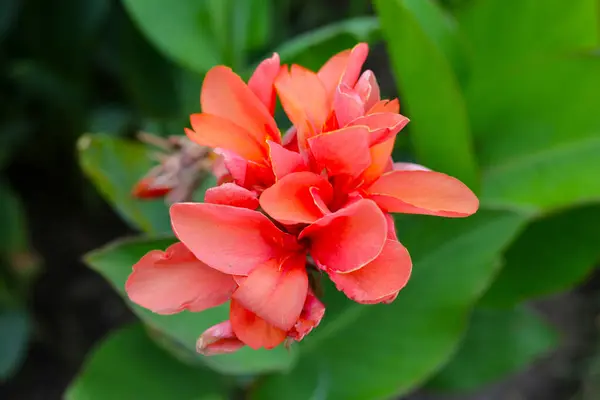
[197,320,245,356]
[289,289,325,341]
[268,140,307,180]
[360,137,395,185]
[131,177,172,199]
[204,183,259,209]
[232,254,308,331]
[368,99,400,114]
[348,112,409,145]
[333,84,365,127]
[248,53,281,118]
[275,65,329,149]
[354,70,381,111]
[170,203,298,275]
[308,125,372,178]
[230,299,287,350]
[317,48,351,105]
[125,242,236,314]
[340,42,369,88]
[328,239,411,304]
[187,116,265,163]
[201,66,279,144]
[260,171,333,224]
[300,199,387,273]
[365,170,480,217]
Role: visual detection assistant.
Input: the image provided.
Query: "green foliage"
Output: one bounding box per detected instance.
[84,236,297,375]
[77,133,171,235]
[252,209,528,400]
[0,309,30,381]
[426,306,558,392]
[375,0,479,190]
[64,323,225,400]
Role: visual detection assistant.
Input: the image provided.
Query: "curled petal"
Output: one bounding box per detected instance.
[248,53,281,117]
[215,149,274,190]
[170,203,298,275]
[365,170,480,217]
[341,43,369,88]
[328,239,411,304]
[289,289,326,341]
[187,116,265,163]
[384,213,398,241]
[333,84,364,127]
[300,199,387,273]
[282,127,299,152]
[197,320,245,356]
[201,66,279,144]
[317,48,351,104]
[354,70,381,111]
[308,126,372,178]
[268,140,307,180]
[349,113,410,145]
[232,254,308,331]
[310,186,331,215]
[368,99,400,114]
[204,183,259,209]
[230,299,287,350]
[260,171,333,225]
[126,242,236,314]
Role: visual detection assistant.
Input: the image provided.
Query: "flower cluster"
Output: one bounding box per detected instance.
[126,43,479,355]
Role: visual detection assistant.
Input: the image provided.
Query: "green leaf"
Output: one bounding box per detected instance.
[457,0,598,72]
[0,309,30,380]
[252,208,528,400]
[121,0,221,74]
[273,16,380,72]
[0,181,28,254]
[471,56,600,212]
[375,0,479,190]
[84,236,297,375]
[77,133,171,235]
[65,323,224,400]
[481,205,600,307]
[426,306,558,392]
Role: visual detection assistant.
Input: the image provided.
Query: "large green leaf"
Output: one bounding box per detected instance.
[84,236,296,375]
[457,0,598,72]
[481,205,600,307]
[121,0,221,74]
[0,181,28,254]
[65,323,224,400]
[273,17,380,72]
[375,0,479,190]
[469,56,600,212]
[426,306,558,392]
[78,133,171,235]
[0,309,30,380]
[252,209,528,400]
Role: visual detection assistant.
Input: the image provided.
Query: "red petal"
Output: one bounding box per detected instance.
[348,112,410,145]
[201,66,279,144]
[230,299,287,350]
[317,48,351,105]
[170,203,297,275]
[268,140,307,180]
[365,170,480,217]
[259,171,333,224]
[360,137,395,185]
[341,43,369,88]
[300,199,387,273]
[368,99,400,114]
[328,239,411,304]
[131,177,172,199]
[308,125,372,178]
[333,84,364,127]
[125,242,236,314]
[248,53,281,119]
[289,289,325,341]
[310,186,332,215]
[187,116,265,163]
[275,65,329,149]
[385,213,398,241]
[204,183,259,209]
[354,70,380,111]
[232,254,308,331]
[215,149,274,190]
[197,320,245,356]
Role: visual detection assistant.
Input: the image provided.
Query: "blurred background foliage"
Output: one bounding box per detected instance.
[1,0,599,399]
